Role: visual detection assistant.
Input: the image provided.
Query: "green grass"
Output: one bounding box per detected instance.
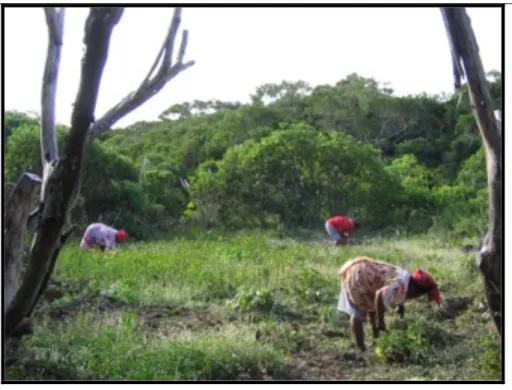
[4,229,502,381]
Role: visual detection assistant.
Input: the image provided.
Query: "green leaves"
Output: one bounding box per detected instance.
[3,70,501,236]
[187,124,399,228]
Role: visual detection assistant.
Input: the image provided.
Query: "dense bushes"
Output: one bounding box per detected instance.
[187,124,403,229]
[433,147,488,237]
[4,72,500,239]
[4,124,155,239]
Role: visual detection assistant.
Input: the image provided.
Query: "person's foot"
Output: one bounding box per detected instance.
[349,342,367,352]
[341,351,365,362]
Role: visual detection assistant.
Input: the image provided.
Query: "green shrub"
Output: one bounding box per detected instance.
[225,287,279,313]
[289,267,335,305]
[374,315,447,365]
[473,333,502,380]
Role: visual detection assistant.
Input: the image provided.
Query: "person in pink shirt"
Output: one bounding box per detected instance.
[325,215,361,246]
[80,223,128,252]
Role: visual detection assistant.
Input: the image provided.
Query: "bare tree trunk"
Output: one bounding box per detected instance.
[3,174,42,313]
[441,7,502,337]
[5,7,124,338]
[3,7,195,344]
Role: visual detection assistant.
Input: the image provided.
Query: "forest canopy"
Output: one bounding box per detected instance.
[4,71,502,240]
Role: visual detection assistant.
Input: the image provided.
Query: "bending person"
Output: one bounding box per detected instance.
[336,256,442,352]
[80,222,128,252]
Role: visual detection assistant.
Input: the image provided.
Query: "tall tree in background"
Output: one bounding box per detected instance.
[3,7,195,347]
[441,7,502,337]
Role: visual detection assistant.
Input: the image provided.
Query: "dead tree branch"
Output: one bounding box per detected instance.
[87,7,195,141]
[40,8,65,165]
[5,7,124,337]
[441,7,502,337]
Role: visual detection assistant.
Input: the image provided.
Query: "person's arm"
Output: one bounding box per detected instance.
[97,237,109,252]
[109,232,118,250]
[368,311,379,339]
[340,224,354,243]
[374,290,387,333]
[106,239,116,251]
[337,227,350,245]
[99,234,116,252]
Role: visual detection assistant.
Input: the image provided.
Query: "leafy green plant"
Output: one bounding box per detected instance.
[374,315,446,365]
[290,267,335,305]
[255,322,310,353]
[225,287,278,313]
[473,333,502,379]
[5,232,502,381]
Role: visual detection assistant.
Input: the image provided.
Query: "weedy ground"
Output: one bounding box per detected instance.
[4,229,502,381]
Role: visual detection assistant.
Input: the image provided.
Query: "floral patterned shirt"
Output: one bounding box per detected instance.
[337,256,410,312]
[81,223,118,250]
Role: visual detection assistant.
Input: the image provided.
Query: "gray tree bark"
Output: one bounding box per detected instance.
[441,7,502,337]
[3,7,194,348]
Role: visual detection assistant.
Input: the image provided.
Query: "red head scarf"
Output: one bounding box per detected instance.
[411,269,442,304]
[115,229,128,242]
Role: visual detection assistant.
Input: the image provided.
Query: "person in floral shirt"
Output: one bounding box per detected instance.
[80,223,128,252]
[336,256,442,352]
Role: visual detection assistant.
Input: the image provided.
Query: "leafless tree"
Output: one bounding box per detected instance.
[3,7,195,350]
[441,7,502,337]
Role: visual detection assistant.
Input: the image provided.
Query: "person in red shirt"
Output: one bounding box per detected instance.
[325,215,361,246]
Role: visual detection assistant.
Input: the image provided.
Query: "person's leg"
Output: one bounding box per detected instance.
[325,221,342,246]
[397,304,405,319]
[350,314,366,352]
[337,284,367,351]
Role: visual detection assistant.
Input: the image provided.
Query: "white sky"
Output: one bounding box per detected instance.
[3,6,502,129]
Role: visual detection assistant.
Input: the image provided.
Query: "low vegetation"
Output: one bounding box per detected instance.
[4,230,501,380]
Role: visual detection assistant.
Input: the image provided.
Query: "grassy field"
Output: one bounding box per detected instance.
[4,229,502,381]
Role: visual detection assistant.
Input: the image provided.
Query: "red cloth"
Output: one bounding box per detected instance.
[428,288,442,304]
[411,269,441,304]
[116,229,128,242]
[327,216,355,237]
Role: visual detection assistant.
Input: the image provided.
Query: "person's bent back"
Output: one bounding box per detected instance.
[325,215,362,246]
[80,223,128,251]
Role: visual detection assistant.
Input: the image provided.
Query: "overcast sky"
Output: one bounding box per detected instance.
[4,6,502,129]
